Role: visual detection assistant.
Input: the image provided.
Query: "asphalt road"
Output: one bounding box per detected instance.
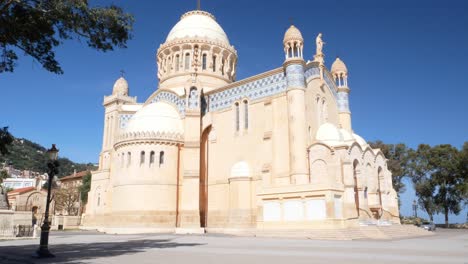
[0,228,466,264]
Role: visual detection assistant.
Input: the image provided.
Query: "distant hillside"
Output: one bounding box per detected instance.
[0,137,96,178]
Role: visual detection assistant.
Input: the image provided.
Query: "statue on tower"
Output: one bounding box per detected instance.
[314,33,325,65]
[316,33,325,55]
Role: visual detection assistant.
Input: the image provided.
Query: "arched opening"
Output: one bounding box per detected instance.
[235,102,240,132]
[175,54,180,72]
[140,151,145,166]
[243,100,249,130]
[150,151,155,167]
[200,125,212,228]
[212,55,217,72]
[202,54,207,70]
[184,53,190,70]
[159,151,165,167]
[127,152,131,167]
[188,87,198,109]
[353,159,360,217]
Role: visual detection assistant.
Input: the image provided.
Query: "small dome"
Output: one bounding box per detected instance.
[340,129,355,142]
[283,25,303,43]
[331,57,348,74]
[113,77,128,96]
[316,123,344,146]
[166,10,230,45]
[353,133,368,147]
[125,102,183,135]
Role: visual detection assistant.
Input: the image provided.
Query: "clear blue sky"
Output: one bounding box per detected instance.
[1,0,467,223]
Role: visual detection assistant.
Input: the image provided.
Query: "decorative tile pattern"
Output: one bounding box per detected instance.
[337,92,350,112]
[286,64,306,88]
[304,67,320,79]
[150,91,186,116]
[119,114,133,129]
[209,72,286,111]
[324,73,338,98]
[304,67,338,98]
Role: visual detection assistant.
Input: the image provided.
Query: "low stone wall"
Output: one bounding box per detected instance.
[52,216,82,230]
[0,210,14,237]
[12,211,33,226]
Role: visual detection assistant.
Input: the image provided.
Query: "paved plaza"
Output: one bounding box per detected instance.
[0,229,466,264]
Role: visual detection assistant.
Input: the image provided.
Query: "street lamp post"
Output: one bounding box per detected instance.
[35,144,59,258]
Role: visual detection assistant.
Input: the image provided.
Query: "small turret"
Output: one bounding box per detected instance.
[283,25,304,61]
[331,57,352,131]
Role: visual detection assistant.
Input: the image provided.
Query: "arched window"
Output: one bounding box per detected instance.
[150,151,155,166]
[121,153,125,168]
[243,100,249,130]
[212,55,216,72]
[235,102,240,132]
[185,53,190,70]
[221,58,225,75]
[322,99,328,122]
[97,193,101,206]
[294,44,299,57]
[202,54,207,70]
[159,151,165,166]
[140,151,145,165]
[288,47,292,58]
[175,54,180,71]
[127,152,131,167]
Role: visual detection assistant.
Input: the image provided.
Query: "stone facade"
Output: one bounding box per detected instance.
[82,9,400,234]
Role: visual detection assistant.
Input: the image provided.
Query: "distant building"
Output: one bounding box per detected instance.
[58,170,88,189]
[1,164,47,190]
[7,186,49,213]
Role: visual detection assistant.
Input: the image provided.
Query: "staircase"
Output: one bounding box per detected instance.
[251,224,433,240]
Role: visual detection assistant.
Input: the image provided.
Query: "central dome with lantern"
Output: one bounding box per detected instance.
[156,10,238,94]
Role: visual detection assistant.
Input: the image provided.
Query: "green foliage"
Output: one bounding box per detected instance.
[369,141,412,195]
[79,171,91,203]
[0,127,14,155]
[0,0,134,74]
[0,169,8,183]
[409,143,467,227]
[0,133,96,178]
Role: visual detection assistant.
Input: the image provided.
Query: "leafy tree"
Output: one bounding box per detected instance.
[430,144,465,227]
[0,127,14,155]
[409,144,440,221]
[369,141,412,195]
[458,142,468,205]
[1,0,134,74]
[79,171,91,204]
[54,185,79,215]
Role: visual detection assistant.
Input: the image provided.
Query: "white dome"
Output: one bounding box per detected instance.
[353,133,368,147]
[113,77,128,96]
[340,129,355,142]
[166,11,230,45]
[316,123,344,146]
[125,102,183,134]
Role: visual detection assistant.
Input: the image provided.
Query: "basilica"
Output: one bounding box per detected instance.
[82,9,400,234]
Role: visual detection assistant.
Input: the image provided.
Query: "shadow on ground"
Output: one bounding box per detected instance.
[0,238,204,264]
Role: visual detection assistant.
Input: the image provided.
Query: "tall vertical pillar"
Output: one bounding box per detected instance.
[283,25,309,184]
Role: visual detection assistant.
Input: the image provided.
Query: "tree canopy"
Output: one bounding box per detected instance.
[0,0,134,74]
[0,127,14,155]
